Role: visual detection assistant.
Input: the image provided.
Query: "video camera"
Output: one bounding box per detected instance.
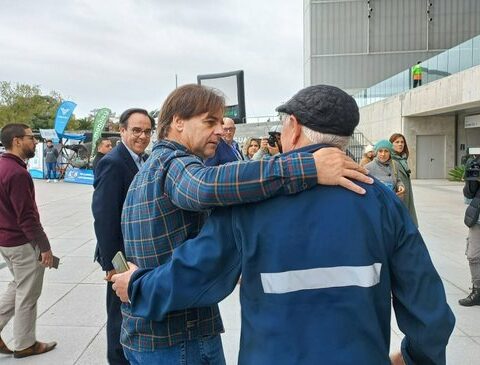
[267,132,280,147]
[464,148,480,181]
[465,157,480,181]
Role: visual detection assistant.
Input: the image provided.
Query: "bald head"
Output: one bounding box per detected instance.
[222,117,236,144]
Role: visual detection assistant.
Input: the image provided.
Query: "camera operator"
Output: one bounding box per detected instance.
[251,125,282,161]
[460,154,480,306]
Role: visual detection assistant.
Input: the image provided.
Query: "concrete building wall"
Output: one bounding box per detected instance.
[457,111,480,164]
[234,122,281,145]
[402,65,480,116]
[403,115,456,178]
[356,95,403,143]
[357,64,480,178]
[304,0,480,92]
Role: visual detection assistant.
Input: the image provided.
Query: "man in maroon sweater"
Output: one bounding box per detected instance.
[0,124,57,358]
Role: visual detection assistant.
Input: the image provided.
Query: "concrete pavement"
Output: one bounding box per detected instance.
[0,179,478,364]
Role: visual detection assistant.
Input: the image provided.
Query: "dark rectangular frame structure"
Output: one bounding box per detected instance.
[197,70,246,124]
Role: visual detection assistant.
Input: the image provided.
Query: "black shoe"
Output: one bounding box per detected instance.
[459,287,480,306]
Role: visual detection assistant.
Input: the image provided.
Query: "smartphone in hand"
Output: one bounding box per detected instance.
[112,251,129,273]
[38,253,60,269]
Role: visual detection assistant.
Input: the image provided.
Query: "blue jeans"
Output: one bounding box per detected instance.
[46,162,56,179]
[123,335,226,365]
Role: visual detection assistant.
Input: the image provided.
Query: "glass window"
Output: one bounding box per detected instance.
[390,73,400,95]
[378,80,387,102]
[423,59,430,84]
[400,70,410,92]
[370,84,377,104]
[357,35,480,108]
[436,51,449,78]
[459,39,473,71]
[473,35,480,67]
[384,77,393,98]
[447,45,461,74]
[425,57,437,83]
[376,80,384,100]
[373,83,382,104]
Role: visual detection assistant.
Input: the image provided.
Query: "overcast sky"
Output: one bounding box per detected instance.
[0,0,304,120]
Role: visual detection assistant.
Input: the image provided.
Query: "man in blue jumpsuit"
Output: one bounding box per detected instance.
[114,85,455,365]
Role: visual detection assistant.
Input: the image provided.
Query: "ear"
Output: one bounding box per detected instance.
[172,114,184,132]
[14,136,22,148]
[289,115,302,146]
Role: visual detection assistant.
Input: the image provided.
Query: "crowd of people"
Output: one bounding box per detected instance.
[202,120,421,231]
[360,134,418,226]
[0,83,460,365]
[201,119,283,166]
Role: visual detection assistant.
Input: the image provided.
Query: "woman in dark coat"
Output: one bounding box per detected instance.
[390,133,418,226]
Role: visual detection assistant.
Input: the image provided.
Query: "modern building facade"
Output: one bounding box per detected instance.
[304,0,480,94]
[357,62,480,179]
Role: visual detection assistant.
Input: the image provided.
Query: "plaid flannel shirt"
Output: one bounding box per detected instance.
[120,139,317,351]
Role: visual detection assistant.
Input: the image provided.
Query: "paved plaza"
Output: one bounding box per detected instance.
[0,178,478,364]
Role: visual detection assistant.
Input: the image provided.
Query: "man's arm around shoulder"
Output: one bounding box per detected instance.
[164,147,372,211]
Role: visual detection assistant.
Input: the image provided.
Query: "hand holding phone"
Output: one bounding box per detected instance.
[111,260,139,303]
[38,252,60,269]
[112,251,129,273]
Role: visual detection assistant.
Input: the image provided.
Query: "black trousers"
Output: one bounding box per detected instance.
[106,281,129,364]
[413,79,422,88]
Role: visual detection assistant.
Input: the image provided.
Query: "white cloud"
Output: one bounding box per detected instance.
[0,0,303,119]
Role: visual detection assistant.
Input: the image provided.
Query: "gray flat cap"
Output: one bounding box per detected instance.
[276,85,359,136]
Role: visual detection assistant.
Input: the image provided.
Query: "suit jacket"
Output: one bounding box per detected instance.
[91,152,105,172]
[204,139,243,166]
[92,142,141,271]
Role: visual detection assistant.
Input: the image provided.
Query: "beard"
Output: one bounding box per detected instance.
[24,148,35,159]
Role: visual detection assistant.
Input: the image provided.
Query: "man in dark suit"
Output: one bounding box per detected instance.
[205,117,244,166]
[92,108,154,364]
[92,137,113,172]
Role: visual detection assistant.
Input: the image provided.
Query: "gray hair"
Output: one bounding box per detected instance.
[301,126,350,150]
[279,112,350,150]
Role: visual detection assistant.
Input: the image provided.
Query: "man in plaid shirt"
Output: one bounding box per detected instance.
[113,84,372,364]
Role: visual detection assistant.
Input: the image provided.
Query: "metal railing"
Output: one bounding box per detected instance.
[354,33,480,107]
[347,131,372,163]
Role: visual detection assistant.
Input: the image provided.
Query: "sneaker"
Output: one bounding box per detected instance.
[53,179,58,183]
[46,179,51,183]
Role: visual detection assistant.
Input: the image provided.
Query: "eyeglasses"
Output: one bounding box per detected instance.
[223,127,236,133]
[128,128,153,137]
[16,135,37,141]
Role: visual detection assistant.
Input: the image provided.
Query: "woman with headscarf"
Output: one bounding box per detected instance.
[360,144,375,167]
[389,133,418,226]
[365,140,405,200]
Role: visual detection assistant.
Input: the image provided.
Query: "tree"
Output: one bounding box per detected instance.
[74,117,93,130]
[0,82,41,106]
[0,81,63,129]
